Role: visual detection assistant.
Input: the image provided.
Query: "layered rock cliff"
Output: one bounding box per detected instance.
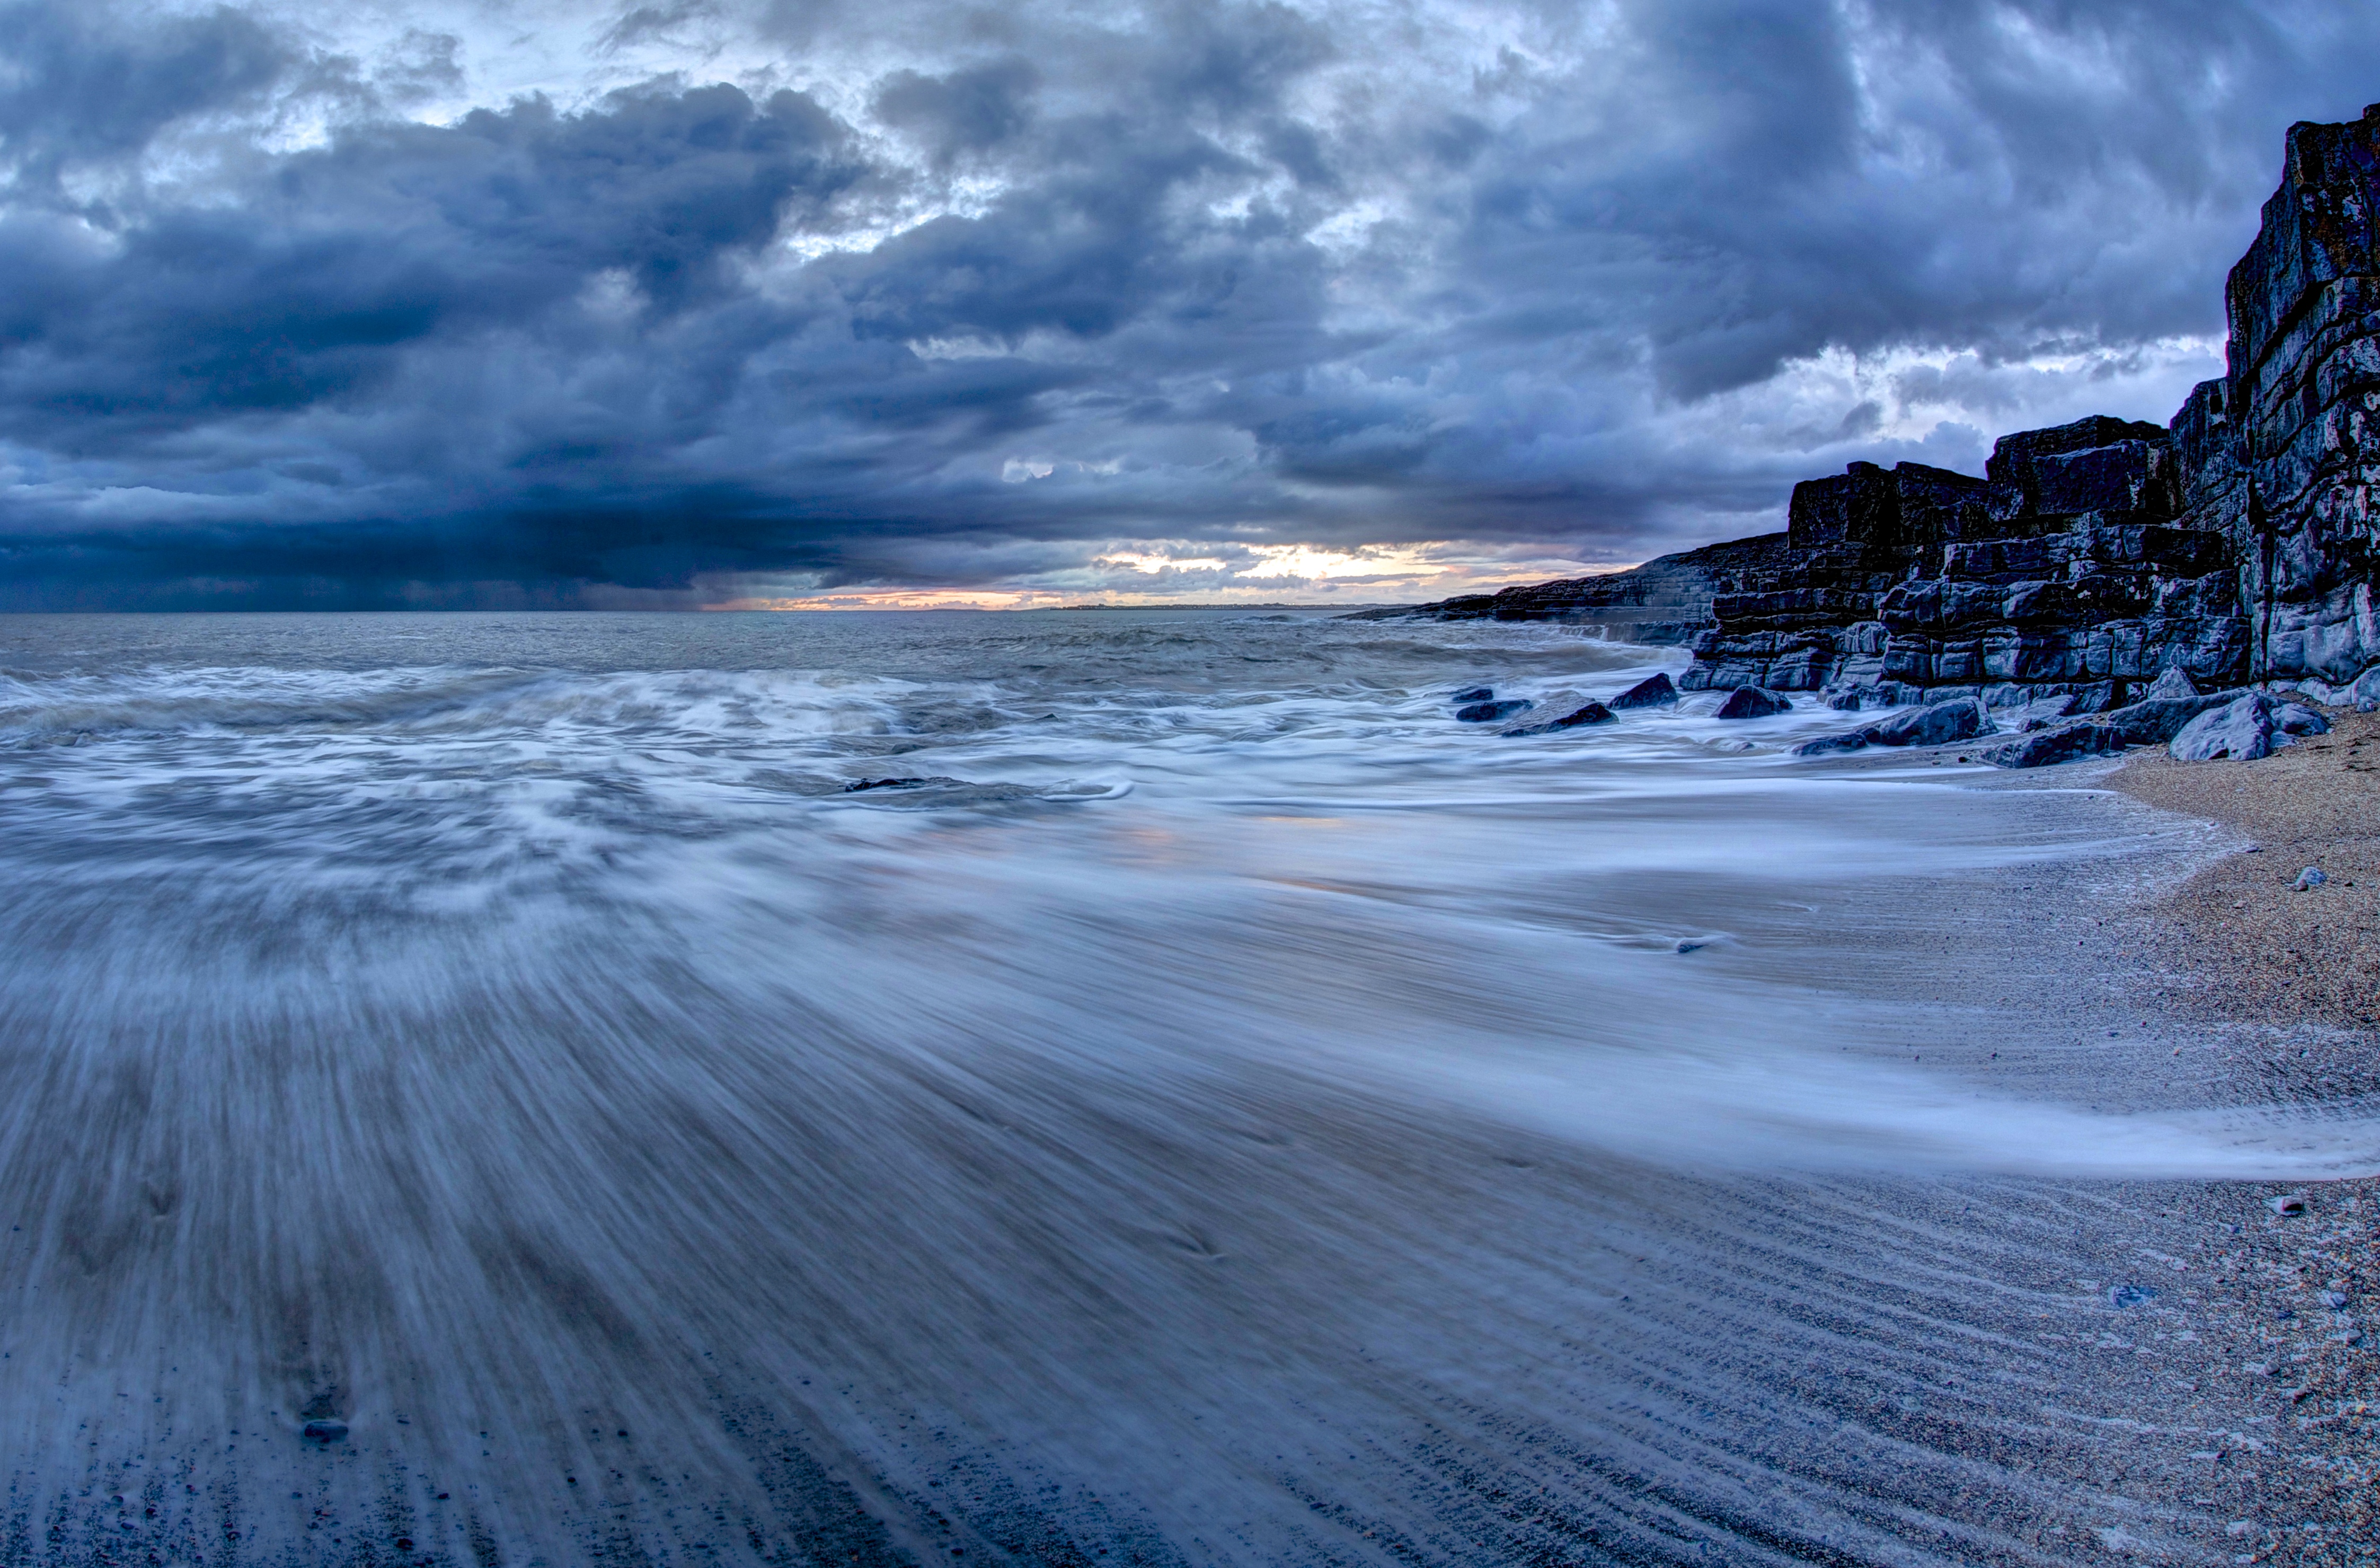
[1369,104,2380,721]
[1681,416,2248,706]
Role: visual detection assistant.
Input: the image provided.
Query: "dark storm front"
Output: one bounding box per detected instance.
[0,611,2334,1565]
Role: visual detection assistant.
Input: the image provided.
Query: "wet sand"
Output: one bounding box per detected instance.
[5,616,2380,1564]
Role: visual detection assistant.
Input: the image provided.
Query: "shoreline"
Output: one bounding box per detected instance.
[2100,706,2379,1562]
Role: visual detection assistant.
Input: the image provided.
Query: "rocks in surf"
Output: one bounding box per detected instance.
[1608,672,1679,709]
[1793,696,1989,756]
[1501,701,1614,736]
[1456,699,1533,723]
[1713,686,1792,719]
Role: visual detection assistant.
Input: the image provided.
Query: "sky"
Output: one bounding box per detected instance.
[0,0,2374,610]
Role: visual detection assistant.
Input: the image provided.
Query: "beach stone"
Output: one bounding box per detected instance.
[1450,686,1493,703]
[302,1420,348,1442]
[1714,686,1792,719]
[844,777,930,792]
[2143,666,2200,700]
[2273,701,2330,736]
[1608,672,1680,709]
[2324,1290,2351,1309]
[2269,1193,2309,1215]
[2295,866,2328,891]
[2107,1283,2159,1308]
[1502,701,1614,736]
[1456,699,1532,723]
[2169,694,2276,762]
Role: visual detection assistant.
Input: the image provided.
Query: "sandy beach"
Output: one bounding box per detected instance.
[2104,707,2380,1565]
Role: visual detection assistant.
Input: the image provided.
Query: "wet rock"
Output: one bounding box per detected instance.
[2106,689,2254,744]
[2295,866,2328,891]
[1870,696,1990,747]
[2169,694,2276,762]
[1456,699,1532,723]
[2143,666,2200,700]
[2108,1283,2160,1308]
[1450,686,1494,703]
[2007,693,2081,732]
[843,777,931,792]
[1977,719,2126,768]
[1796,695,1994,756]
[1502,701,1614,736]
[1608,672,1680,709]
[1793,728,1874,757]
[1714,686,1792,719]
[302,1420,349,1442]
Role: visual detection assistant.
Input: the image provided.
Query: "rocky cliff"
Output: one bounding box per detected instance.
[1688,104,2380,710]
[1373,104,2380,721]
[1680,416,2248,707]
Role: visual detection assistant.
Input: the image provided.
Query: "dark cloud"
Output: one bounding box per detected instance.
[0,0,2374,607]
[872,59,1040,168]
[0,1,285,191]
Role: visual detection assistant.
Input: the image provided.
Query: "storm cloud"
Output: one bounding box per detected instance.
[0,0,2374,607]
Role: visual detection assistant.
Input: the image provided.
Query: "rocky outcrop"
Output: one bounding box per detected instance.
[1343,534,1791,644]
[1381,104,2380,746]
[1678,417,2250,705]
[1675,104,2380,713]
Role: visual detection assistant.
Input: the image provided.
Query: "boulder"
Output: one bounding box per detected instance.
[2143,666,2200,700]
[1714,686,1793,719]
[1450,686,1493,703]
[2006,693,2080,732]
[1456,699,1533,723]
[2169,694,2276,761]
[1868,697,1990,747]
[1793,728,1874,757]
[1978,720,2127,768]
[1503,701,1615,736]
[1609,672,1680,709]
[1793,696,1990,756]
[2102,689,2253,745]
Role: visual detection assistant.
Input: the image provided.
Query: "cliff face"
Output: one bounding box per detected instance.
[1682,417,2248,703]
[1684,104,2380,708]
[2183,104,2380,704]
[1375,105,2380,717]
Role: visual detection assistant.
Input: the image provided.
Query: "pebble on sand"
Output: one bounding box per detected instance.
[2294,866,2328,890]
[2269,1193,2310,1215]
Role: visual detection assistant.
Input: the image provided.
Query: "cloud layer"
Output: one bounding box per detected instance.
[0,0,2374,607]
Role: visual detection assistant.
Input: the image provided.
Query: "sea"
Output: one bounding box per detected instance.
[0,609,2359,1565]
